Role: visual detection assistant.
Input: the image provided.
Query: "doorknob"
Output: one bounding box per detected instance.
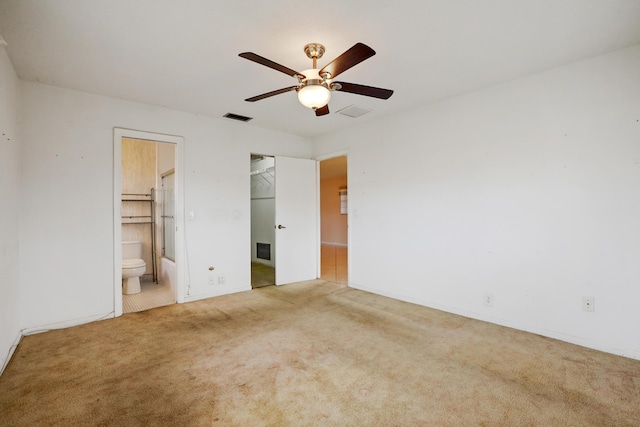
[277,224,286,229]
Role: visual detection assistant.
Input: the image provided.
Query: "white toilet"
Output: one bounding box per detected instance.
[122,240,146,295]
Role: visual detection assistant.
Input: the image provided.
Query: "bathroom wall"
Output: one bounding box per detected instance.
[0,43,21,373]
[250,157,275,267]
[18,81,312,330]
[320,176,348,246]
[121,137,156,276]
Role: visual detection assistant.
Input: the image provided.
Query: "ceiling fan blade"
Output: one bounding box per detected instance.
[334,82,394,99]
[319,43,376,79]
[245,86,298,102]
[239,52,302,77]
[315,105,330,116]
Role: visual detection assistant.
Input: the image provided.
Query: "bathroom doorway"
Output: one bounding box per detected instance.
[113,128,184,317]
[319,155,348,284]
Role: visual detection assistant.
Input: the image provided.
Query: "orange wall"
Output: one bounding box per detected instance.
[320,176,348,245]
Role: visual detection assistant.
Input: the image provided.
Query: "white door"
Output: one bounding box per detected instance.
[275,156,318,285]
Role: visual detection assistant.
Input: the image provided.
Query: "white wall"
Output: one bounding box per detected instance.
[19,82,312,330]
[0,45,21,372]
[313,45,640,359]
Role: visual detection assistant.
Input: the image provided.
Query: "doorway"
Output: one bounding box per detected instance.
[113,128,184,317]
[319,156,348,284]
[250,154,276,288]
[250,154,319,288]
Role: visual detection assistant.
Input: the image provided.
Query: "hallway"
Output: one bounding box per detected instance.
[320,243,347,285]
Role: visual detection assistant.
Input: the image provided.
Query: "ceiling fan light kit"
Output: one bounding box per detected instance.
[297,83,331,110]
[239,42,393,117]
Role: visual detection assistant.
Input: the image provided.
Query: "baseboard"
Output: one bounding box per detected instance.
[348,282,640,361]
[0,331,23,377]
[321,242,348,247]
[21,311,115,337]
[184,284,251,303]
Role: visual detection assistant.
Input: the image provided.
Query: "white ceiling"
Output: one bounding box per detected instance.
[1,0,639,139]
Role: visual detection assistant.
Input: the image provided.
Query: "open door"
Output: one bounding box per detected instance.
[275,156,318,285]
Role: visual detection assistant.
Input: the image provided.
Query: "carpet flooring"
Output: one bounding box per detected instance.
[1,280,639,426]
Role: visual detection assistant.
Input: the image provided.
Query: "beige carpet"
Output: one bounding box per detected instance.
[1,280,639,426]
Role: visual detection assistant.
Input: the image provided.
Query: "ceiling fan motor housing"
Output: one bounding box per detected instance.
[298,69,331,87]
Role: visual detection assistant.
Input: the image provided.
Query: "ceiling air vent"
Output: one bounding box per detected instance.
[223,112,253,122]
[337,105,372,118]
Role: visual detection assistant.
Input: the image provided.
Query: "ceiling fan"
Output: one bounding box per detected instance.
[239,42,393,116]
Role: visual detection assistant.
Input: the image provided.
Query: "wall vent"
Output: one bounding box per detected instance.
[337,105,372,118]
[223,112,253,122]
[257,243,271,260]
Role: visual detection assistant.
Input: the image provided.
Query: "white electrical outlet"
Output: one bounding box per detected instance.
[484,293,494,307]
[218,276,226,285]
[582,296,595,312]
[208,277,215,285]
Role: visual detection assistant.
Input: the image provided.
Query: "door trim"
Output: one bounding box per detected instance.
[113,128,185,317]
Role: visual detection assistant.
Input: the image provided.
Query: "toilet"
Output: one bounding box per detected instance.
[122,240,146,294]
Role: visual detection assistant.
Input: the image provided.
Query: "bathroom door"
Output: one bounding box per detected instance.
[274,156,318,285]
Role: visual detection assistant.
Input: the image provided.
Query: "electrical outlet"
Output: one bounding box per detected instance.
[582,296,595,312]
[218,276,226,285]
[208,277,215,286]
[484,293,494,307]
